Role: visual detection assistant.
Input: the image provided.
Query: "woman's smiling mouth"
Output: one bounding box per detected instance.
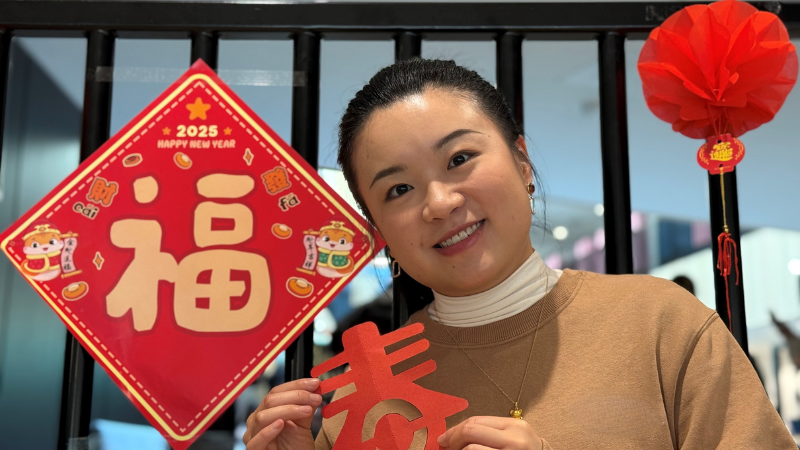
[434,220,485,255]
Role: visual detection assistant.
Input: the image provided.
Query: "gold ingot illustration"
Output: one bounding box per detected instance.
[174,152,192,169]
[286,277,313,298]
[62,281,89,301]
[272,223,292,239]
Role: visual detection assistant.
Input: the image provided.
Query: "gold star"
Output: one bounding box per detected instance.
[162,127,171,135]
[186,97,211,120]
[93,251,104,270]
[224,127,232,135]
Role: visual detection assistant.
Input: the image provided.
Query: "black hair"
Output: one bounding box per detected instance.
[338,58,539,316]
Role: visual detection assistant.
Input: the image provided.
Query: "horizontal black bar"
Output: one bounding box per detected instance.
[0,2,797,33]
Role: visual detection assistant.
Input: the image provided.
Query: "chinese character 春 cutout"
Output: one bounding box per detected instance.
[312,322,469,450]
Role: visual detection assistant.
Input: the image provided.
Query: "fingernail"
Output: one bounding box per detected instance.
[437,434,445,445]
[307,378,320,386]
[300,405,312,413]
[272,421,283,430]
[310,393,322,403]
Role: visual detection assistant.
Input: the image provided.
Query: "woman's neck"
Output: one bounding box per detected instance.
[428,250,562,327]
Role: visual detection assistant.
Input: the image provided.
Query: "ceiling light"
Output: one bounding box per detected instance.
[789,259,800,276]
[594,204,604,216]
[553,226,569,241]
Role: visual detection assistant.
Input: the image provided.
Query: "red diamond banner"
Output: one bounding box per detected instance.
[0,59,383,449]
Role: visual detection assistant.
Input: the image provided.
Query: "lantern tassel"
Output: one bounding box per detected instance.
[716,167,739,332]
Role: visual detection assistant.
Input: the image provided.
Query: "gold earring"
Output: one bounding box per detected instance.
[391,259,402,278]
[527,183,536,215]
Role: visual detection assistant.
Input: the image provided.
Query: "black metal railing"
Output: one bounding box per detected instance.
[1,1,797,448]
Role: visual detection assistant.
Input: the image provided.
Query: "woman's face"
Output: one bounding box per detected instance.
[353,88,534,296]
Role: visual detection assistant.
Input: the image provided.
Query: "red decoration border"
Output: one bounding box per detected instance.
[1,72,374,442]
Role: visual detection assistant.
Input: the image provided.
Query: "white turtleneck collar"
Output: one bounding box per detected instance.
[427,250,562,327]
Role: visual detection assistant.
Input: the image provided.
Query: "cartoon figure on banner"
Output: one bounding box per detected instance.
[298,220,355,278]
[19,219,81,281]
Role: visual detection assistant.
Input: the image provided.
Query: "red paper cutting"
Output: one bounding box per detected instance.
[0,59,384,449]
[311,322,469,450]
[637,0,798,140]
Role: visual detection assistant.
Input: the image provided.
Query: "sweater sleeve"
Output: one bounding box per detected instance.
[676,312,796,449]
[314,427,333,450]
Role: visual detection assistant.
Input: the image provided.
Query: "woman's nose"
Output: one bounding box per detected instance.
[422,182,464,222]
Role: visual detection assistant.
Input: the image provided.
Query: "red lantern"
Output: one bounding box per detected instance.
[638,0,797,140]
[637,0,797,331]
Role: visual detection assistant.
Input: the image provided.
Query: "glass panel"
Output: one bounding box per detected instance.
[0,37,85,450]
[422,40,495,86]
[110,39,191,135]
[318,40,394,169]
[218,39,293,144]
[522,41,606,272]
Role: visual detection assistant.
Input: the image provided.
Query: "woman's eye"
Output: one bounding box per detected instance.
[387,184,413,200]
[448,152,474,169]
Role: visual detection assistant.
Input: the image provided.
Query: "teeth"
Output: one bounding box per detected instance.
[438,220,483,248]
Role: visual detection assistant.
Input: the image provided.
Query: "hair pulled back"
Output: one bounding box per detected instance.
[337,58,535,313]
[338,57,532,225]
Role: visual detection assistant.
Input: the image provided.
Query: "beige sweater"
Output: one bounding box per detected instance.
[315,269,796,449]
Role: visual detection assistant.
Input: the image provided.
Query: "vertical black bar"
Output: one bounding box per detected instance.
[58,29,114,450]
[709,169,748,353]
[390,32,421,331]
[285,31,320,381]
[191,31,218,70]
[0,29,11,175]
[395,31,421,62]
[598,32,633,275]
[496,32,524,133]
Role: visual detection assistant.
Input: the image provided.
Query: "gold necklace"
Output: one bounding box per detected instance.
[432,270,548,420]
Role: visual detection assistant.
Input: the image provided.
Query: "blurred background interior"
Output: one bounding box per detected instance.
[1,10,799,450]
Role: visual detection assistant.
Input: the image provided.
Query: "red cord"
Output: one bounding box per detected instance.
[716,231,739,332]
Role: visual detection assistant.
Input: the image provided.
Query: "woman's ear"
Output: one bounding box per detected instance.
[515,135,533,186]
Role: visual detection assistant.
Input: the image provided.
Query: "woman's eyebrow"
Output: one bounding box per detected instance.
[433,129,483,151]
[370,164,407,188]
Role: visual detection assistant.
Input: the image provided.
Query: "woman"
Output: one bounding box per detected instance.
[243,59,795,450]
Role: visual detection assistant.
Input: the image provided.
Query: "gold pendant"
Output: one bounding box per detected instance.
[509,403,523,419]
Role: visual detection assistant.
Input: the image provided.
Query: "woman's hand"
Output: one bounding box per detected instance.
[437,416,543,450]
[243,378,323,450]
